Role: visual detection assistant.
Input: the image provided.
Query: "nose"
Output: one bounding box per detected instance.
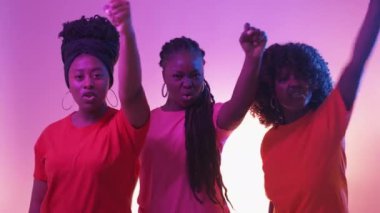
[288,76,298,86]
[84,76,94,88]
[288,74,304,86]
[182,77,193,88]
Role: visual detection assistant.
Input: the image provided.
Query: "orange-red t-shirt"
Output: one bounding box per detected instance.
[261,89,351,213]
[34,108,149,213]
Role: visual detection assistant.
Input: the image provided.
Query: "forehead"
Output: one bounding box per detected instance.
[275,66,300,77]
[69,54,106,72]
[164,51,204,72]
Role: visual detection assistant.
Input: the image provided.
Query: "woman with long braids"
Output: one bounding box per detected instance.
[136,20,267,213]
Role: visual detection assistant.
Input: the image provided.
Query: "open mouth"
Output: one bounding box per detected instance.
[182,94,193,101]
[289,91,306,99]
[82,92,97,101]
[288,87,308,99]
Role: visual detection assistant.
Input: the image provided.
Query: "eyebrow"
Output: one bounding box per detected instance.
[73,67,104,72]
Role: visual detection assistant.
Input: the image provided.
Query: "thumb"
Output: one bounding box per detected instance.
[244,22,250,31]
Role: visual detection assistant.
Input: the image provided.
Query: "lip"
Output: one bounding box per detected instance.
[181,93,195,101]
[287,87,308,99]
[289,91,306,99]
[82,91,97,101]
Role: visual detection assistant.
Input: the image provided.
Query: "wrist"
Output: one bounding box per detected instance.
[118,20,134,34]
[245,52,263,59]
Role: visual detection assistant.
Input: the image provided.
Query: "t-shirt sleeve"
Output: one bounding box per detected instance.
[316,88,352,141]
[213,103,233,149]
[33,131,48,181]
[114,109,150,154]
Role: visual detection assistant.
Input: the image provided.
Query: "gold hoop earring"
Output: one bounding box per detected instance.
[106,88,119,107]
[161,83,168,97]
[270,96,277,110]
[61,91,73,111]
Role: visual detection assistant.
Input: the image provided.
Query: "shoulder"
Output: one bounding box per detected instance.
[314,88,350,121]
[42,114,72,135]
[35,114,71,150]
[151,107,163,115]
[213,102,224,113]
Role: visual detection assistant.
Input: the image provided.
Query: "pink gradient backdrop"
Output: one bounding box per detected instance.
[1,0,379,212]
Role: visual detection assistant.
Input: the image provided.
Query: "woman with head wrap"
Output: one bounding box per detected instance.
[28,1,149,212]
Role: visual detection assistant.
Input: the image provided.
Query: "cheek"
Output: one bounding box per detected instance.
[68,77,77,87]
[96,81,110,95]
[68,86,81,103]
[274,83,286,97]
[68,81,79,93]
[194,80,204,92]
[165,81,180,94]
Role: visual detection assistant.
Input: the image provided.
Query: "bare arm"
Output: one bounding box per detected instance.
[217,23,267,130]
[107,0,149,128]
[268,201,274,213]
[28,179,47,213]
[338,0,380,110]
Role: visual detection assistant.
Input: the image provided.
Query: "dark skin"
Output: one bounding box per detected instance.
[160,23,267,131]
[28,0,149,212]
[268,0,379,211]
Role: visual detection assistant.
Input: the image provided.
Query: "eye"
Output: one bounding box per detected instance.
[276,73,289,83]
[93,73,104,79]
[276,77,287,83]
[74,75,83,80]
[173,73,183,80]
[190,72,201,79]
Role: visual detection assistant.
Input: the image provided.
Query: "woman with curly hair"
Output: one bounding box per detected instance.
[136,22,267,213]
[28,1,149,212]
[250,1,379,212]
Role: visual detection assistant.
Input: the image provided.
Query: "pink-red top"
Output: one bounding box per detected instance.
[138,103,232,213]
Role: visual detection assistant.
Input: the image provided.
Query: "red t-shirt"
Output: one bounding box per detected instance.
[261,89,351,213]
[34,108,149,213]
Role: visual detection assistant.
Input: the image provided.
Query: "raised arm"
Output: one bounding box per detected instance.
[217,23,267,130]
[338,0,380,110]
[106,0,149,127]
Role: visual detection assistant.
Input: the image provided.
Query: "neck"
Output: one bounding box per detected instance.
[162,100,185,111]
[73,104,109,127]
[282,107,310,124]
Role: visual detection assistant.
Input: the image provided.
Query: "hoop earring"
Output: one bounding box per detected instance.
[270,96,277,110]
[161,83,168,97]
[106,88,119,107]
[61,91,73,111]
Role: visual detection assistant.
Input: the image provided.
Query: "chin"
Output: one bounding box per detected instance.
[182,100,198,109]
[80,103,105,112]
[282,103,308,112]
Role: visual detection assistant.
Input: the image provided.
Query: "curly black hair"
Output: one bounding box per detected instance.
[159,36,231,209]
[59,15,119,88]
[250,42,333,127]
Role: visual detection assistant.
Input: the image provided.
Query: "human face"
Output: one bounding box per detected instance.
[68,54,110,113]
[274,67,313,117]
[162,51,205,110]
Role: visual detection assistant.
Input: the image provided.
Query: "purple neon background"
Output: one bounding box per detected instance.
[1,0,379,212]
